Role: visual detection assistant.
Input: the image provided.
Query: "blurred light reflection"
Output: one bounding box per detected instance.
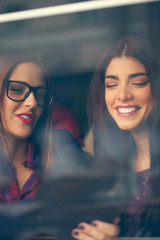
[0,0,158,23]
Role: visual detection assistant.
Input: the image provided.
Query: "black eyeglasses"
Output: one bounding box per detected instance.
[5,80,56,108]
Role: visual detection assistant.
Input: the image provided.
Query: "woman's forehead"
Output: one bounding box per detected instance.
[9,62,46,87]
[105,57,146,75]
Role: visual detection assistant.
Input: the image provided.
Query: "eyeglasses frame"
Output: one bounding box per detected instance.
[5,80,56,108]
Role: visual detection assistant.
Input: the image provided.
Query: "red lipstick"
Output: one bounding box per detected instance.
[16,113,34,124]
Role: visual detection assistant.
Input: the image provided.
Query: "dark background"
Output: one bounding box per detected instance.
[0,0,160,139]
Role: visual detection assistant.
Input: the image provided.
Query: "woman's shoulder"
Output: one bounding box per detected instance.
[53,129,82,151]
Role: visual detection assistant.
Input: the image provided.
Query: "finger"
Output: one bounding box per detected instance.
[71,228,118,240]
[91,220,120,237]
[71,228,94,240]
[77,222,110,240]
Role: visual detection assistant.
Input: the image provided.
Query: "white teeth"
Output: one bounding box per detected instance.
[20,115,30,119]
[118,107,137,113]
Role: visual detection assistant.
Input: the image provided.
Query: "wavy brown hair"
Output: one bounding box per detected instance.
[88,36,160,236]
[88,35,159,158]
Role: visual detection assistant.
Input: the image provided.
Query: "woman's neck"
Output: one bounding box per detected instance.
[2,135,28,166]
[132,129,151,172]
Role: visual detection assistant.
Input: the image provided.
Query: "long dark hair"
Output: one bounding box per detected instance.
[0,51,54,175]
[89,35,159,156]
[88,35,160,236]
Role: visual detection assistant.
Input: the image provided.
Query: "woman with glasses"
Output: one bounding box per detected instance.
[0,52,57,238]
[0,53,55,202]
[72,35,160,239]
[0,54,55,236]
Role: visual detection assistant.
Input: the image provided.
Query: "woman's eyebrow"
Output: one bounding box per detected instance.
[129,72,148,79]
[105,75,118,80]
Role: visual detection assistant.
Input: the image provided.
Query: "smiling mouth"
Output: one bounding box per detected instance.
[19,114,33,119]
[117,107,139,113]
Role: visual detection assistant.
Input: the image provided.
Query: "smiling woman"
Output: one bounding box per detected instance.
[71,36,160,239]
[105,56,153,132]
[0,52,56,189]
[0,52,56,238]
[1,62,46,140]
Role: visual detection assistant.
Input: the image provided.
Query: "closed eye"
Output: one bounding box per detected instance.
[10,87,24,94]
[132,81,149,86]
[105,84,118,88]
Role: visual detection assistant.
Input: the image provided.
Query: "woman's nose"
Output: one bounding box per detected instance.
[117,85,133,101]
[24,92,38,108]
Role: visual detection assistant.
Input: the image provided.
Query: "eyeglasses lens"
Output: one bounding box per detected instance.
[8,82,28,101]
[35,88,47,107]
